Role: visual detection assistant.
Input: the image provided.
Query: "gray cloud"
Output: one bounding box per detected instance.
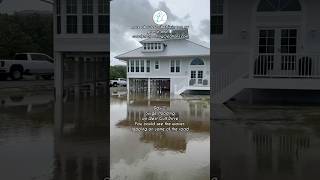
[111,0,210,65]
[0,0,52,14]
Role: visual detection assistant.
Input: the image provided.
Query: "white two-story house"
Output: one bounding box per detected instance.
[115,36,210,98]
[53,0,109,98]
[212,0,320,104]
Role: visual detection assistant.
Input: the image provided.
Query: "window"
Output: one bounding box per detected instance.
[147,44,150,50]
[130,60,134,72]
[30,54,52,62]
[56,0,61,34]
[98,0,109,14]
[158,43,161,49]
[257,0,301,12]
[66,0,77,14]
[140,60,144,72]
[170,60,181,73]
[258,29,275,54]
[98,15,109,33]
[170,60,175,72]
[82,0,93,34]
[146,60,150,72]
[280,29,297,70]
[67,16,78,33]
[82,16,93,33]
[136,60,140,72]
[15,54,28,60]
[98,0,109,34]
[191,71,196,78]
[198,71,203,84]
[176,60,180,72]
[212,0,224,34]
[66,0,77,34]
[191,58,205,65]
[82,0,93,14]
[56,0,61,14]
[144,43,146,50]
[155,60,159,70]
[155,43,158,49]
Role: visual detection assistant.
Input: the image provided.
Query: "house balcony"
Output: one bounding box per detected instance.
[252,53,320,78]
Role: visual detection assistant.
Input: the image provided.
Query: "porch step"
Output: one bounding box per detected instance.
[213,78,248,104]
[213,78,320,104]
[177,86,210,94]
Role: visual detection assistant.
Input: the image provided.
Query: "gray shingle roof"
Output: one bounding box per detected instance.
[115,39,210,60]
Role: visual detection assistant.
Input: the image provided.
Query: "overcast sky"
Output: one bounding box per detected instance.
[0,0,52,13]
[110,0,210,66]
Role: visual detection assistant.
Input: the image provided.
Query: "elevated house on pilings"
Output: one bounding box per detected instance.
[115,33,210,99]
[211,0,320,104]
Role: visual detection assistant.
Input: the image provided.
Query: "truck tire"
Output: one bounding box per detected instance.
[113,82,118,87]
[10,66,23,80]
[0,74,7,81]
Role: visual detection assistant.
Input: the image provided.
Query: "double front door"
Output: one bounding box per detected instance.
[255,28,300,76]
[190,70,203,86]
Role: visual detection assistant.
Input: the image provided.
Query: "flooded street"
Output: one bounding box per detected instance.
[0,91,109,180]
[2,90,320,180]
[110,95,210,180]
[213,104,320,180]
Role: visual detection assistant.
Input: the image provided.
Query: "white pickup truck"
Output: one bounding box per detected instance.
[0,53,54,80]
[110,78,127,87]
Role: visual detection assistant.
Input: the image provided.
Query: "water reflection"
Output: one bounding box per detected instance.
[213,105,320,180]
[110,95,210,180]
[0,90,109,180]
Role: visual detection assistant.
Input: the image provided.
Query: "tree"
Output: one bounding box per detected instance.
[0,13,53,58]
[110,65,127,80]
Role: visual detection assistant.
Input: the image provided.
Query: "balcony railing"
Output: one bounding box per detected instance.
[253,54,320,78]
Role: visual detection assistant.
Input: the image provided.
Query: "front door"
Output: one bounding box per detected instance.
[190,70,203,86]
[255,28,299,77]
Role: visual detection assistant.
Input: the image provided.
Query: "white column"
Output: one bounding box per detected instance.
[148,78,151,99]
[54,52,64,98]
[127,78,130,102]
[74,56,80,98]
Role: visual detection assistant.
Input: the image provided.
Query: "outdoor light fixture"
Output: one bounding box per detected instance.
[241,30,248,39]
[311,29,317,38]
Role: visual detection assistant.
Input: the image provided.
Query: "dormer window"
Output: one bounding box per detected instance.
[142,42,164,52]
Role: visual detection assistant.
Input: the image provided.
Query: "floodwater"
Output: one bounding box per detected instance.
[2,89,320,180]
[213,104,320,180]
[110,94,210,180]
[0,90,109,180]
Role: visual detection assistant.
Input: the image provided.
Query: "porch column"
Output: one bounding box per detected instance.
[148,78,151,99]
[54,52,64,98]
[127,78,130,101]
[74,56,80,98]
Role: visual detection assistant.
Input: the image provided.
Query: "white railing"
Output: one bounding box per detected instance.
[253,54,320,78]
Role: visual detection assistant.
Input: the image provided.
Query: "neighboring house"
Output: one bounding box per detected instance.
[115,36,210,98]
[53,0,109,97]
[211,0,320,103]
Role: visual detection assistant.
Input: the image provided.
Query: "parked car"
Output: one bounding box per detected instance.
[0,53,54,80]
[110,78,127,87]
